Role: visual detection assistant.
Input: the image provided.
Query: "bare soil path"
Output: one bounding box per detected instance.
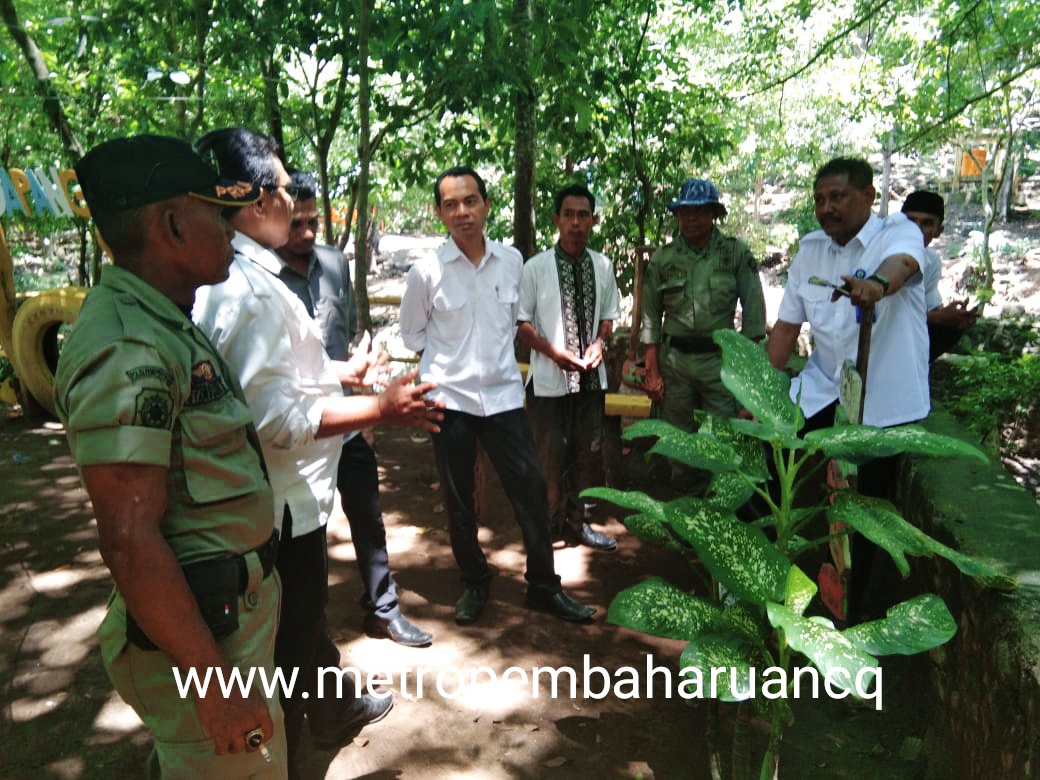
[0,414,926,780]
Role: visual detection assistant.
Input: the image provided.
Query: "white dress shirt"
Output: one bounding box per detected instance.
[777,212,932,428]
[922,247,943,311]
[193,232,343,537]
[400,236,525,417]
[517,247,621,397]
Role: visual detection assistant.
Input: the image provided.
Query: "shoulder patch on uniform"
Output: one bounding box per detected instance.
[125,365,175,385]
[188,360,230,406]
[134,388,174,429]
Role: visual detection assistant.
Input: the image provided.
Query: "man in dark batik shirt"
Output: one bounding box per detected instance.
[518,184,621,550]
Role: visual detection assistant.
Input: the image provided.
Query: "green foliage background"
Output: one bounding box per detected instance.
[1,0,1037,295]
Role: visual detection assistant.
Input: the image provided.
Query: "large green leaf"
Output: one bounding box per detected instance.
[721,602,768,644]
[785,565,817,617]
[581,488,666,522]
[647,435,743,474]
[665,499,790,606]
[844,594,956,656]
[827,493,932,577]
[937,548,1017,591]
[622,513,689,553]
[828,492,1011,585]
[621,419,743,474]
[766,603,879,697]
[621,418,689,443]
[714,330,802,434]
[608,577,725,640]
[703,416,770,483]
[804,424,989,464]
[679,630,760,702]
[728,418,806,451]
[706,471,755,511]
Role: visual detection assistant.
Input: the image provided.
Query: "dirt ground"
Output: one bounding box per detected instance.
[0,412,931,780]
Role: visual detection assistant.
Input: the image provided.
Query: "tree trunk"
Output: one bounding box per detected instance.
[995,142,1016,224]
[511,0,536,261]
[0,0,84,161]
[352,0,373,334]
[879,129,894,217]
[976,146,996,307]
[338,178,358,251]
[316,145,335,243]
[263,55,286,156]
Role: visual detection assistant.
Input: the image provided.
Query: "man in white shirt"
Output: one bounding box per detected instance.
[276,169,432,648]
[768,157,931,431]
[768,157,930,619]
[518,184,620,551]
[191,128,442,777]
[400,166,595,625]
[900,190,978,361]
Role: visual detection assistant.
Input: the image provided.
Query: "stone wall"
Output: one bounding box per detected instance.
[894,409,1040,779]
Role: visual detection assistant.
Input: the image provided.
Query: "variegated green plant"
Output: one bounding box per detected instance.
[584,329,1014,779]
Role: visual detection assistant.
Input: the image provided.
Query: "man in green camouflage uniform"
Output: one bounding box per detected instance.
[641,178,766,441]
[54,136,286,778]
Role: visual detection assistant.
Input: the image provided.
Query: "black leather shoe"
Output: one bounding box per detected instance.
[365,613,433,647]
[574,522,617,551]
[526,590,596,622]
[455,584,489,625]
[310,692,394,750]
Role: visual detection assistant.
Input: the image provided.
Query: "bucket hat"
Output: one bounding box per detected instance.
[667,178,727,216]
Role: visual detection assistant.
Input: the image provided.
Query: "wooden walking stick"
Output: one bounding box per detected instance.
[819,293,875,624]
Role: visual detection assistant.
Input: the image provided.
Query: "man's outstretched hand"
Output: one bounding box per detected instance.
[377,369,445,432]
[339,331,391,387]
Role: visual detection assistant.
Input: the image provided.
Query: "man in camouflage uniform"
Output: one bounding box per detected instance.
[54,135,285,777]
[641,178,765,475]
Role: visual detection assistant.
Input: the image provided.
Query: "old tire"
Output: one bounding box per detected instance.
[10,287,87,417]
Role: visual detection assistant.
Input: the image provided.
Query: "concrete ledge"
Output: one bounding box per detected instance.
[895,409,1040,779]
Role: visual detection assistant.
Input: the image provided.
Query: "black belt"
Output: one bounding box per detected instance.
[234,529,279,593]
[664,334,720,354]
[125,530,279,651]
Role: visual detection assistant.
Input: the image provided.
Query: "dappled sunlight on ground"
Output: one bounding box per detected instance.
[91,691,144,736]
[41,756,85,780]
[1,415,936,778]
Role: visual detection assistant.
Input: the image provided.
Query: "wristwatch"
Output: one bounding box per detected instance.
[866,273,890,295]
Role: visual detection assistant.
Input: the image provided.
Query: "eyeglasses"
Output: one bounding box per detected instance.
[264,183,302,202]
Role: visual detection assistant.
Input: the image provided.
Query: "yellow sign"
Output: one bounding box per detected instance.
[0,167,89,219]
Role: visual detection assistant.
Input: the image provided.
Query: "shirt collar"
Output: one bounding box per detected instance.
[437,235,491,267]
[554,242,589,265]
[275,248,317,281]
[838,212,882,251]
[232,231,283,276]
[100,264,194,330]
[680,226,719,253]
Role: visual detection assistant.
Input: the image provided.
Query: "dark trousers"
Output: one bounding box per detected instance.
[274,510,355,768]
[802,402,900,500]
[431,408,561,595]
[337,434,399,620]
[802,402,901,613]
[928,322,963,363]
[526,389,606,536]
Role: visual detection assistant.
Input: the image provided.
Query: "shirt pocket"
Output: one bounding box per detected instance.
[660,277,691,329]
[432,283,470,343]
[804,283,838,323]
[491,283,519,338]
[177,397,267,505]
[804,284,847,358]
[709,269,737,315]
